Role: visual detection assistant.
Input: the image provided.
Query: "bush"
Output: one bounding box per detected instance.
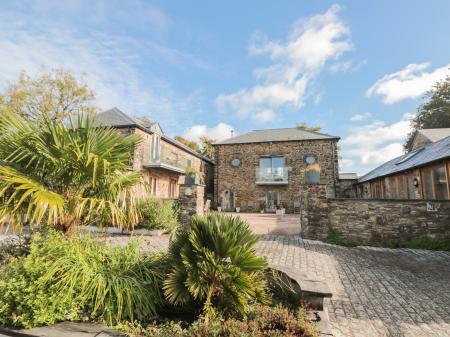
[120,305,319,337]
[164,213,268,319]
[0,230,164,328]
[136,198,179,232]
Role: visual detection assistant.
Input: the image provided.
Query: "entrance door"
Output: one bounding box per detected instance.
[265,191,279,212]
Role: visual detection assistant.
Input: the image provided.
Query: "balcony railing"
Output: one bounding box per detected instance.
[256,167,289,185]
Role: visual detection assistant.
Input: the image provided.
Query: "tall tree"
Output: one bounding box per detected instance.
[405,75,450,151]
[0,69,96,121]
[296,122,322,131]
[200,136,216,159]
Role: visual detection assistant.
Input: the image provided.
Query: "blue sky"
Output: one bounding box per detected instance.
[1,1,450,175]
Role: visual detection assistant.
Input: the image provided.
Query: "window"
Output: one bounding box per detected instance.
[149,176,158,196]
[259,156,285,179]
[305,155,320,184]
[407,174,416,199]
[151,135,160,161]
[432,165,448,200]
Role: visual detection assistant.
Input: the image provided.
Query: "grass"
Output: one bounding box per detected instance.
[325,228,450,251]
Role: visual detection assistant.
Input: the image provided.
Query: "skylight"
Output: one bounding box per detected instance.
[396,149,422,165]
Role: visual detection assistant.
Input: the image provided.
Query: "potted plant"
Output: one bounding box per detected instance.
[217,202,222,212]
[185,167,199,185]
[276,204,284,219]
[235,200,241,213]
[279,201,286,215]
[259,201,266,214]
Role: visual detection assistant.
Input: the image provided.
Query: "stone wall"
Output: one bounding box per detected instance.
[178,184,205,228]
[335,179,357,198]
[301,185,450,243]
[214,139,339,213]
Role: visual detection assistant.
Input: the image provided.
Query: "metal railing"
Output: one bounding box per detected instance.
[256,167,289,184]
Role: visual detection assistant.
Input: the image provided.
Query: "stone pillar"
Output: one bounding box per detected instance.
[178,184,205,228]
[300,185,330,240]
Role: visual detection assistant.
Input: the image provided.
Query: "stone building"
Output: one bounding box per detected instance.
[95,108,214,199]
[214,128,340,213]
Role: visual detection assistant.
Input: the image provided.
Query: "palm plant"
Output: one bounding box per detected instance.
[164,213,268,319]
[0,110,145,232]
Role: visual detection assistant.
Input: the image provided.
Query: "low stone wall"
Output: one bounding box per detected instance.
[301,189,450,243]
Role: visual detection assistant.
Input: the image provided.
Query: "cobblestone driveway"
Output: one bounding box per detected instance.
[115,234,450,337]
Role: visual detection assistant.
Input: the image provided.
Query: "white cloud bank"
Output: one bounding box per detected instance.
[340,113,414,174]
[183,123,235,142]
[367,63,450,104]
[0,3,208,132]
[216,5,352,122]
[350,112,372,122]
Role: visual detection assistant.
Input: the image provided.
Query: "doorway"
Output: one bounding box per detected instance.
[265,191,279,212]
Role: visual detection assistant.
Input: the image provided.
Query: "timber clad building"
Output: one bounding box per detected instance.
[356,130,450,201]
[95,108,214,199]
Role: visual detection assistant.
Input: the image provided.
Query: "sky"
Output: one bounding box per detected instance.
[1,0,450,175]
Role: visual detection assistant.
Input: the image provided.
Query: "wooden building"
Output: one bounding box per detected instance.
[356,135,450,200]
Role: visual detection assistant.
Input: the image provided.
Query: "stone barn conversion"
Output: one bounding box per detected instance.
[213,128,340,213]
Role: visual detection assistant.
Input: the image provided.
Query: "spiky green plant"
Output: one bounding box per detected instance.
[0,110,145,232]
[0,230,165,327]
[163,213,268,319]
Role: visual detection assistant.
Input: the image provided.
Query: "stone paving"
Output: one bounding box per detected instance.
[127,234,450,337]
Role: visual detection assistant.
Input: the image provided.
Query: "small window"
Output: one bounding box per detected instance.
[433,165,448,200]
[407,174,416,199]
[305,162,320,184]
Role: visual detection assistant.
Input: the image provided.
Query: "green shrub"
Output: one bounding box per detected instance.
[136,198,179,232]
[0,230,164,328]
[164,213,268,319]
[120,305,319,337]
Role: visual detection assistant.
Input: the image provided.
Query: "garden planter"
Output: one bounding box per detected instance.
[236,207,240,213]
[217,207,222,212]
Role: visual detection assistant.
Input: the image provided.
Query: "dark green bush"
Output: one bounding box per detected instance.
[0,230,164,328]
[119,305,319,337]
[164,213,268,319]
[136,198,179,232]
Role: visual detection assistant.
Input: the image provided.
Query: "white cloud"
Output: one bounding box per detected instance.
[340,113,414,174]
[183,123,236,142]
[0,4,209,133]
[366,63,450,104]
[350,112,372,122]
[329,59,367,73]
[216,5,351,121]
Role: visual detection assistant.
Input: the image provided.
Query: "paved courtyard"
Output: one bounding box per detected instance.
[128,234,450,337]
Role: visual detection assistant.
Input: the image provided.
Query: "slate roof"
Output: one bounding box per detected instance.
[215,128,339,145]
[94,108,213,164]
[339,173,358,180]
[416,128,450,142]
[358,136,450,183]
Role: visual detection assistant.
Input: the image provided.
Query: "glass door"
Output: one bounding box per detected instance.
[265,191,279,212]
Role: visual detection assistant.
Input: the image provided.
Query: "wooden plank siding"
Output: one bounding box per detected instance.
[357,159,450,200]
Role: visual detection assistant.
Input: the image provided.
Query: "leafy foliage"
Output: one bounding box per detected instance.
[164,213,268,319]
[0,69,96,121]
[174,136,201,153]
[0,230,164,328]
[0,236,30,265]
[0,110,145,232]
[295,123,322,132]
[199,136,216,160]
[405,75,450,151]
[120,305,319,337]
[136,198,179,232]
